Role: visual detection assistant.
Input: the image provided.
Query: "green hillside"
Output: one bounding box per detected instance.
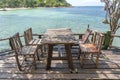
[0,0,71,8]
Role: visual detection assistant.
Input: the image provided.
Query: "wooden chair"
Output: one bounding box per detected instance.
[79,31,104,68]
[24,28,43,57]
[9,33,39,71]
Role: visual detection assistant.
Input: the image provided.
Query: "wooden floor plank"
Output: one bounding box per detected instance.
[0,73,120,79]
[0,49,120,79]
[1,61,120,69]
[1,67,120,74]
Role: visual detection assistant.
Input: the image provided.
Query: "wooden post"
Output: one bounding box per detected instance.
[46,44,53,70]
[65,44,74,70]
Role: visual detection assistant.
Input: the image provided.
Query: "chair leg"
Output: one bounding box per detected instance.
[37,52,40,60]
[90,53,93,60]
[80,52,85,68]
[78,48,81,59]
[18,65,22,71]
[95,53,100,68]
[40,45,44,57]
[15,55,22,71]
[36,47,40,60]
[39,45,45,57]
[33,54,37,69]
[43,45,47,53]
[24,55,27,61]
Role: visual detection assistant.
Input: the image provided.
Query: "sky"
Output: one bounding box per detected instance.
[66,0,104,6]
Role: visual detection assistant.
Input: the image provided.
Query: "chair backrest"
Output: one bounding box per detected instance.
[9,33,23,70]
[24,28,33,45]
[82,28,92,43]
[9,32,23,55]
[93,31,104,52]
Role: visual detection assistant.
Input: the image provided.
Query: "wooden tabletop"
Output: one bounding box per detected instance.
[41,28,78,44]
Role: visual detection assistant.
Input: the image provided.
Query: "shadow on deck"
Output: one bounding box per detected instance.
[0,48,120,80]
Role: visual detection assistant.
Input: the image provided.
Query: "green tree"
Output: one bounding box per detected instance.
[0,0,71,8]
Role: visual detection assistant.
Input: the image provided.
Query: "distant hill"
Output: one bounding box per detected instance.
[0,0,71,8]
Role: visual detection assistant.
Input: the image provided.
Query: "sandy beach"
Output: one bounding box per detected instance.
[0,7,29,11]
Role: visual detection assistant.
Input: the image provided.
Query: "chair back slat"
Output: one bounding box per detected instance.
[9,33,23,55]
[97,34,104,51]
[24,28,33,45]
[92,31,97,44]
[82,28,92,43]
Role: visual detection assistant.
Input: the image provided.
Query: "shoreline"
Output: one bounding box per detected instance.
[0,6,73,11]
[0,7,31,11]
[0,6,103,11]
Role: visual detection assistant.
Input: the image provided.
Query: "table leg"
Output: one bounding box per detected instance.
[46,44,53,70]
[65,44,74,70]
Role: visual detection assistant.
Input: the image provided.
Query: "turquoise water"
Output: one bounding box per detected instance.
[0,6,120,49]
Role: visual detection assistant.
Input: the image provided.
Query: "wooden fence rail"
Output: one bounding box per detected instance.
[0,34,43,41]
[0,33,119,53]
[0,33,120,41]
[111,34,120,38]
[0,33,83,41]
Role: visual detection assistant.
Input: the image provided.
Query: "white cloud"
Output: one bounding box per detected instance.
[66,0,104,6]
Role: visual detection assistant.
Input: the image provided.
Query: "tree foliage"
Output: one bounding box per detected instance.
[0,0,71,8]
[101,0,120,45]
[101,0,120,33]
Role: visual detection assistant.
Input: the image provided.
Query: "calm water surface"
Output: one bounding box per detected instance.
[0,6,119,49]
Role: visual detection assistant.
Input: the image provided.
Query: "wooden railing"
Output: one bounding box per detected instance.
[0,34,43,41]
[111,34,120,38]
[0,33,82,54]
[0,33,120,54]
[109,34,120,49]
[0,33,120,43]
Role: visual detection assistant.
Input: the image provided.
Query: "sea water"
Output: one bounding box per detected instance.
[0,6,119,49]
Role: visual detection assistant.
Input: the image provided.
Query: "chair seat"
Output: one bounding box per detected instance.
[19,45,38,55]
[29,39,42,45]
[80,43,99,53]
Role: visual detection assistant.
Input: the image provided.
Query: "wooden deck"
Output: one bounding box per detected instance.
[0,48,120,80]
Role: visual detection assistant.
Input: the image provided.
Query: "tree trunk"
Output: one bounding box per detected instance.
[109,18,118,46]
[109,30,116,46]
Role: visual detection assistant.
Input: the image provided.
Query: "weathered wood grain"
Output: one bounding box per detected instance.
[0,49,120,79]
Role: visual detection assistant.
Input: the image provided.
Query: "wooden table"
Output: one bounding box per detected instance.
[41,28,78,70]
